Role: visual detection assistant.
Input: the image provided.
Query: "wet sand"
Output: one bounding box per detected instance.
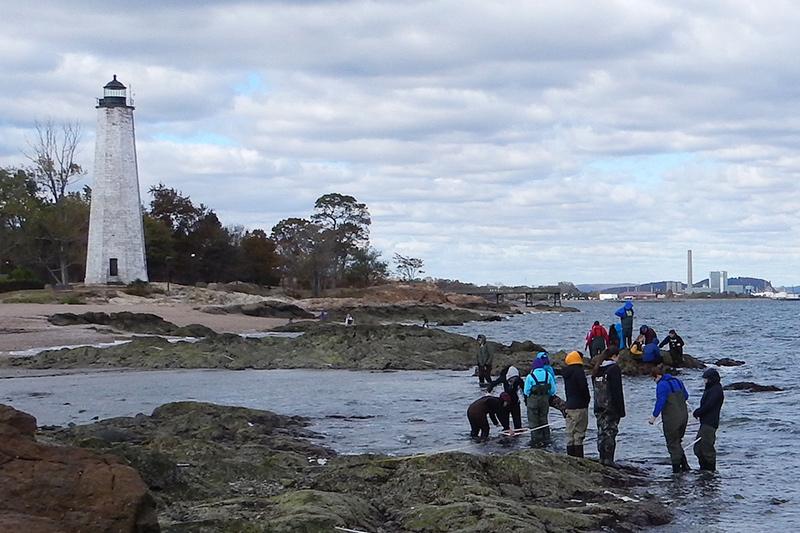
[0,303,289,355]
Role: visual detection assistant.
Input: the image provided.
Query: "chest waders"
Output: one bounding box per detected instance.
[593,372,620,466]
[527,374,550,447]
[661,378,690,472]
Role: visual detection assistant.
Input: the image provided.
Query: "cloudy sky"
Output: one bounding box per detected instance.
[2,0,799,285]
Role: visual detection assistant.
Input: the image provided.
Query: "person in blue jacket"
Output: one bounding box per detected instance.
[642,340,662,363]
[614,301,635,347]
[524,357,557,447]
[536,351,567,417]
[648,366,690,473]
[608,322,624,351]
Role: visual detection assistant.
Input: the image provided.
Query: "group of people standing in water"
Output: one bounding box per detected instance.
[467,301,725,474]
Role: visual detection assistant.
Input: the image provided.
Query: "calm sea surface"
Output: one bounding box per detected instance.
[2,299,798,530]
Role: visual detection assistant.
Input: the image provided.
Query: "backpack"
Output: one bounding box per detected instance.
[529,372,550,396]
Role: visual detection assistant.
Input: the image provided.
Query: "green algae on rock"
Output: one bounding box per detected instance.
[41,401,672,532]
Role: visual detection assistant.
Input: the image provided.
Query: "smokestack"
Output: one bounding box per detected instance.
[687,249,693,291]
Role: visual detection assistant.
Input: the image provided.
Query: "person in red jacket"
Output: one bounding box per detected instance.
[584,321,609,357]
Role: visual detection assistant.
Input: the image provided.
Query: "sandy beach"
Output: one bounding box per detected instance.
[0,303,289,355]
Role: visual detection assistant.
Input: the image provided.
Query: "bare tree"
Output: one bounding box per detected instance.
[393,253,424,281]
[25,119,84,203]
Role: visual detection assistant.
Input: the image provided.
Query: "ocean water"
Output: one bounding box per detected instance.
[1,299,798,530]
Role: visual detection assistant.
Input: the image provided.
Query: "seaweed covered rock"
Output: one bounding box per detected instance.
[591,349,706,377]
[8,324,548,372]
[48,311,216,337]
[43,402,671,532]
[0,404,158,532]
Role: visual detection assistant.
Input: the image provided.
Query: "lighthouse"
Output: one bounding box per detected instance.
[84,75,148,284]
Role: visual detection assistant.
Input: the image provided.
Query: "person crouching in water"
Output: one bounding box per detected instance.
[476,334,493,387]
[467,393,511,442]
[524,357,557,447]
[659,329,685,367]
[649,365,691,473]
[693,368,724,471]
[487,366,524,433]
[563,351,590,457]
[592,347,626,466]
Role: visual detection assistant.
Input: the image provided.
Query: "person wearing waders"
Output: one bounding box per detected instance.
[614,301,635,347]
[692,368,724,471]
[659,329,686,367]
[563,351,590,457]
[585,321,609,358]
[592,347,625,466]
[487,365,524,432]
[476,335,493,387]
[524,358,557,447]
[467,393,511,442]
[649,366,691,473]
[536,351,568,417]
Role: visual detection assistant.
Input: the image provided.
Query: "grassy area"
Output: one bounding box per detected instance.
[0,289,88,304]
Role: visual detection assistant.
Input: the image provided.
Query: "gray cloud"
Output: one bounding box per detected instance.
[1,0,799,284]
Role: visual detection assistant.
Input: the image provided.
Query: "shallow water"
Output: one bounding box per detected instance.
[2,299,799,530]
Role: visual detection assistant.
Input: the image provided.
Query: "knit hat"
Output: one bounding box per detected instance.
[531,358,545,370]
[639,325,648,334]
[535,351,550,365]
[506,366,520,380]
[565,351,583,366]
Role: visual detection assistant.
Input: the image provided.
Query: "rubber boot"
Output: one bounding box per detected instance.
[566,445,576,457]
[574,445,584,458]
[672,463,682,473]
[680,455,692,472]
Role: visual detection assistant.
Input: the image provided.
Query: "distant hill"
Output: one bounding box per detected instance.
[576,283,636,292]
[591,277,773,295]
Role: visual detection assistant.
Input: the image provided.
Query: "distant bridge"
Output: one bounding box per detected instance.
[464,288,562,307]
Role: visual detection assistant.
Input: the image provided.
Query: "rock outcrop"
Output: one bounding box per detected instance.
[44,401,672,532]
[200,300,315,319]
[0,404,158,532]
[715,358,746,367]
[8,325,545,371]
[48,311,216,337]
[723,382,783,393]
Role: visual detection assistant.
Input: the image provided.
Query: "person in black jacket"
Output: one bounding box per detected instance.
[591,347,626,467]
[563,351,590,457]
[467,394,510,442]
[693,368,724,471]
[659,329,685,366]
[487,366,524,432]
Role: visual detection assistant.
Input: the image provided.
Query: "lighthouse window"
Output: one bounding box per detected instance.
[109,258,118,277]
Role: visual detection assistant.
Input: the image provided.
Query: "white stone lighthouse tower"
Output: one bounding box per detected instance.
[85,75,148,284]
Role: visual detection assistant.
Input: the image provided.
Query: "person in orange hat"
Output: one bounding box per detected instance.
[562,351,590,457]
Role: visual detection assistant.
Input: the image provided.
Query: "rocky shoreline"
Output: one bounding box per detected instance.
[6,318,706,376]
[30,401,671,532]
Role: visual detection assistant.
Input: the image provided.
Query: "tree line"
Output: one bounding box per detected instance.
[1,122,424,293]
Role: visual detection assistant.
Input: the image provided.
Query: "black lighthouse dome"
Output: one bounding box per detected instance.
[98,75,130,108]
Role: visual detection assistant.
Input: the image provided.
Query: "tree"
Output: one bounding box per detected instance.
[0,168,41,262]
[394,253,424,281]
[311,193,371,283]
[346,246,388,287]
[148,184,206,235]
[239,229,280,285]
[27,192,90,285]
[142,214,175,281]
[271,217,332,296]
[25,120,84,203]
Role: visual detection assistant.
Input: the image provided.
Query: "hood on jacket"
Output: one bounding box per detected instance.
[624,301,633,310]
[702,368,721,384]
[565,351,583,365]
[532,358,545,370]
